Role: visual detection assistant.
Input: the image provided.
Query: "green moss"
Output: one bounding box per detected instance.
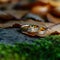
[0,35,60,60]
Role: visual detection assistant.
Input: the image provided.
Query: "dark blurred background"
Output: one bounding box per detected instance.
[0,0,36,10]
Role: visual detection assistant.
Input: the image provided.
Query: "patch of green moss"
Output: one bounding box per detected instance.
[0,35,60,60]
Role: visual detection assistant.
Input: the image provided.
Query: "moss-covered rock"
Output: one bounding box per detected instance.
[0,35,60,60]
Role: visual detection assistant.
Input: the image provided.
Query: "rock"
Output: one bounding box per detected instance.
[0,28,38,45]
